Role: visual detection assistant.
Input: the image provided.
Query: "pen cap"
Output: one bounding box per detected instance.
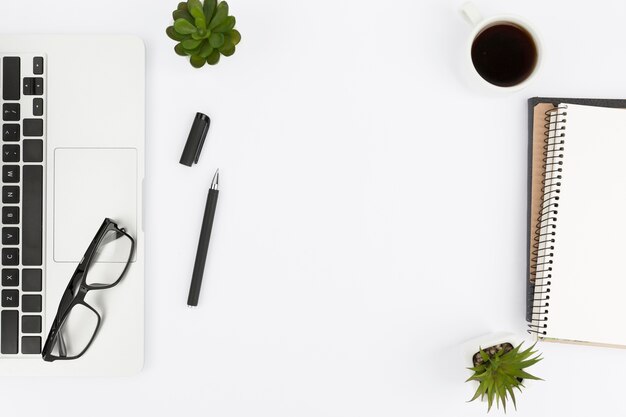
[180,112,211,167]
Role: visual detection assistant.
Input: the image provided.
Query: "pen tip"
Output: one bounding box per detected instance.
[211,168,220,188]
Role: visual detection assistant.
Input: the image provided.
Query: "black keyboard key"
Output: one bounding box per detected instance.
[33,98,43,116]
[2,165,19,183]
[3,124,19,141]
[21,336,41,354]
[22,315,41,333]
[2,186,19,203]
[2,206,18,224]
[3,145,19,162]
[22,269,41,292]
[2,227,18,245]
[23,77,35,95]
[2,103,19,121]
[33,57,44,75]
[22,295,41,312]
[23,140,43,162]
[23,119,43,137]
[2,289,18,307]
[34,78,43,95]
[2,57,20,101]
[1,310,18,354]
[2,248,18,265]
[23,77,33,95]
[2,269,18,286]
[23,165,42,265]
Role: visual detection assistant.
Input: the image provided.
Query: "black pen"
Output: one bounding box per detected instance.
[187,169,220,307]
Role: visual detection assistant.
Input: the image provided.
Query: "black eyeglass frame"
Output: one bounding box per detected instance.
[42,218,135,362]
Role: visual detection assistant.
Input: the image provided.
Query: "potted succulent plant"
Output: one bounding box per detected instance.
[166,0,241,68]
[463,333,543,412]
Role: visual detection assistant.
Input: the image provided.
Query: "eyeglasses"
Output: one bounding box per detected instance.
[42,218,135,361]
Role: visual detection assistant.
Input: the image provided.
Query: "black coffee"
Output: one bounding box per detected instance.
[471,23,537,87]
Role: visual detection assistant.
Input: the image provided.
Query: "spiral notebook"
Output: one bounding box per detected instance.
[526,97,626,348]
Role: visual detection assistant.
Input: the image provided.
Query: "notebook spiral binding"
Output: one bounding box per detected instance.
[528,104,568,336]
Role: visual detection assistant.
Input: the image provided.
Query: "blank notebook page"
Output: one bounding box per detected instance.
[545,103,626,346]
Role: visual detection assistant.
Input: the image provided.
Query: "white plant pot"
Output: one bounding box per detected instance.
[460,332,535,406]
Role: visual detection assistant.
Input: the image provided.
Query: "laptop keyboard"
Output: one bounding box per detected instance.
[0,55,45,355]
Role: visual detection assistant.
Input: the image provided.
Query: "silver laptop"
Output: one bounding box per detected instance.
[0,35,145,375]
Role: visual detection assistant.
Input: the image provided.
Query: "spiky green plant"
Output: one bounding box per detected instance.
[166,0,241,68]
[466,342,542,412]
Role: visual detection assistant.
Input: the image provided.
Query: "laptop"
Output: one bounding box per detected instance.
[0,35,145,375]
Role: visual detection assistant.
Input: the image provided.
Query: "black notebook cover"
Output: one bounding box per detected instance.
[526,97,626,322]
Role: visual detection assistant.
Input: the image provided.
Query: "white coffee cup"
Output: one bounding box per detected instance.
[460,2,542,92]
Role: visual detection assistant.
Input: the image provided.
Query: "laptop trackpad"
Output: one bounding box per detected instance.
[54,148,137,262]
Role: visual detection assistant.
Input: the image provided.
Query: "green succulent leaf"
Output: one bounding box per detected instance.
[182,38,202,50]
[518,358,543,369]
[209,32,225,48]
[188,0,206,29]
[469,378,488,402]
[174,18,197,35]
[497,384,507,412]
[187,0,203,17]
[506,386,517,410]
[189,40,206,55]
[466,342,542,412]
[190,28,209,41]
[219,34,235,56]
[197,16,207,31]
[220,44,235,57]
[206,49,221,65]
[199,42,214,58]
[167,26,188,41]
[209,1,229,30]
[512,369,542,381]
[203,0,217,21]
[486,382,495,411]
[190,54,206,68]
[174,43,188,56]
[219,34,234,50]
[213,16,235,33]
[516,344,537,361]
[177,2,188,11]
[229,29,241,45]
[173,9,194,23]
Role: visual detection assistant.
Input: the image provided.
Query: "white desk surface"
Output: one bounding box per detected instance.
[1,0,625,415]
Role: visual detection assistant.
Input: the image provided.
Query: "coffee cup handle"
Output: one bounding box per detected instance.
[460,1,483,27]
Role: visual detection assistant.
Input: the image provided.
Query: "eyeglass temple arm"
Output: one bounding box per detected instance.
[76,219,116,269]
[58,332,67,358]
